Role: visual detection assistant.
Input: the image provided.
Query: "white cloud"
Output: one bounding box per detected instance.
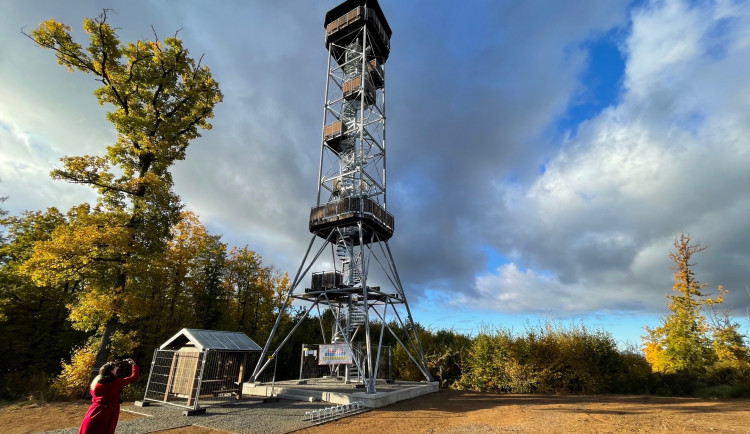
[0,111,97,214]
[480,0,750,315]
[625,0,704,95]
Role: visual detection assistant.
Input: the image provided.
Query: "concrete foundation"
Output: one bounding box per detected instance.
[243,378,438,408]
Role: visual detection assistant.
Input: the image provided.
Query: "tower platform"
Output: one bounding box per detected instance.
[243,378,439,408]
[298,284,401,304]
[309,197,394,242]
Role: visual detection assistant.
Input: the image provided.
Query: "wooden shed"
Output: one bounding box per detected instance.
[141,328,261,410]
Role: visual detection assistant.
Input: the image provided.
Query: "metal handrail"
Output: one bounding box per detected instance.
[310,197,394,231]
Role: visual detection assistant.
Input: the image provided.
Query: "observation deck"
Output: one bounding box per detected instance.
[324,0,392,62]
[309,197,394,243]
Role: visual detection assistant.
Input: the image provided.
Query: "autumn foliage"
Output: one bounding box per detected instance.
[0,207,290,399]
[641,234,750,396]
[14,9,226,385]
[49,340,98,400]
[453,323,650,395]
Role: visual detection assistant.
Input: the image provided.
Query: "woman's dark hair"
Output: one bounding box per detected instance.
[97,361,117,384]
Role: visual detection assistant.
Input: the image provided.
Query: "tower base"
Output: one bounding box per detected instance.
[243,378,439,408]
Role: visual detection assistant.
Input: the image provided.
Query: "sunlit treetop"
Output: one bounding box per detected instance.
[28,10,223,211]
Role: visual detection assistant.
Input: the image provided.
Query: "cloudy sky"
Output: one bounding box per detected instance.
[2,0,749,346]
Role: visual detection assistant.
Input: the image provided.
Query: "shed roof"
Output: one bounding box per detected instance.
[159,328,262,352]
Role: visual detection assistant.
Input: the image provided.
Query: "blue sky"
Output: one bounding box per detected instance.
[2,0,750,348]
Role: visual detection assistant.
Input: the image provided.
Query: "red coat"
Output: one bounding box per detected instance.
[79,364,140,434]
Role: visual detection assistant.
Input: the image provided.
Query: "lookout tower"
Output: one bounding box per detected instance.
[251,0,432,394]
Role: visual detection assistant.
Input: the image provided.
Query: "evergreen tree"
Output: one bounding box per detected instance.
[643,233,717,374]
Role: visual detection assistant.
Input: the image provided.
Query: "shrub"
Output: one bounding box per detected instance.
[650,371,698,396]
[120,378,147,401]
[393,324,471,387]
[49,340,97,400]
[455,321,647,395]
[606,349,651,394]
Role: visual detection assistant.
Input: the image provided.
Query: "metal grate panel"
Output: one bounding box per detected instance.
[144,349,256,409]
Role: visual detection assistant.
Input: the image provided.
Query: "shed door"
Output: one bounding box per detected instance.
[168,348,202,397]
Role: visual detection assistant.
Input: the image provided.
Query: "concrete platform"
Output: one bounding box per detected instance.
[243,378,438,408]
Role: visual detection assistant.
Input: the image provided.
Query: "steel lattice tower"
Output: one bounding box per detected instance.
[251,0,431,394]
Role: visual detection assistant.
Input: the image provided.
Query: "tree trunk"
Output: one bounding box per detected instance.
[94,317,119,369]
[84,316,118,398]
[85,271,125,397]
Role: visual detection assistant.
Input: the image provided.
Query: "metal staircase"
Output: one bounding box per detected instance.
[329,304,366,382]
[348,304,366,332]
[336,237,361,285]
[331,304,366,344]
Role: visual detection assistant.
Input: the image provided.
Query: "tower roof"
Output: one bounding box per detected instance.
[324,0,392,39]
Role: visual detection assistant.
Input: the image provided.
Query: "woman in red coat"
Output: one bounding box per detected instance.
[79,358,140,434]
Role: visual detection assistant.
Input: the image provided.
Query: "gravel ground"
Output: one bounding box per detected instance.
[41,398,330,434]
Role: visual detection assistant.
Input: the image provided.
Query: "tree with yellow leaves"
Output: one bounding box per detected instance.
[225,246,289,343]
[643,233,719,374]
[23,10,222,374]
[706,286,749,368]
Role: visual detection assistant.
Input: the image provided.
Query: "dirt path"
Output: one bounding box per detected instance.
[1,391,748,433]
[301,390,750,433]
[0,401,142,434]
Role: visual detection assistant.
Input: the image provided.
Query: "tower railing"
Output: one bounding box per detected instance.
[309,197,394,240]
[325,6,390,56]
